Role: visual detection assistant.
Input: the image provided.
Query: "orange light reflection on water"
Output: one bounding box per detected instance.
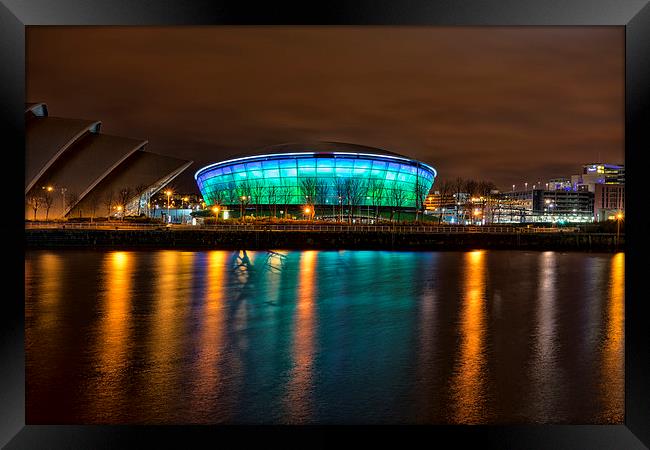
[285,250,317,423]
[451,250,487,423]
[601,252,624,423]
[190,251,228,419]
[93,251,132,416]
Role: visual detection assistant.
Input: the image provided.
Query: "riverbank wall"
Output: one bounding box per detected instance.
[25,229,624,251]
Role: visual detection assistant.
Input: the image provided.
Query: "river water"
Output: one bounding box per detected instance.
[25,249,624,424]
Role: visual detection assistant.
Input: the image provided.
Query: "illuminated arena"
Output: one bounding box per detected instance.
[195,142,436,216]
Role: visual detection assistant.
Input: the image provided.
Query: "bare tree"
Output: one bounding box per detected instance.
[266,184,279,217]
[368,179,386,220]
[279,180,294,219]
[344,178,366,223]
[28,195,42,221]
[133,184,147,216]
[118,186,132,212]
[43,191,54,221]
[315,179,330,218]
[476,180,497,224]
[212,188,227,207]
[435,179,454,224]
[390,186,407,222]
[453,177,466,223]
[333,178,347,222]
[224,181,238,206]
[66,192,80,218]
[300,177,317,218]
[88,191,102,221]
[104,191,115,217]
[250,180,265,216]
[414,171,430,222]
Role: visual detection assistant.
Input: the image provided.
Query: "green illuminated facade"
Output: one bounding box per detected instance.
[195,142,437,211]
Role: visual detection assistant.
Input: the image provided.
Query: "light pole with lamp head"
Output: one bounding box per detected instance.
[165,190,172,224]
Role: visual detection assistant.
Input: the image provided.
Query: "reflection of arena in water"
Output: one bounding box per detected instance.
[195,142,437,210]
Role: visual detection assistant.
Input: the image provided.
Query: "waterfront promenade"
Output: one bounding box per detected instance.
[25,222,623,251]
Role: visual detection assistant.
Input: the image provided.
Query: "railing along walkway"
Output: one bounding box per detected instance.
[25,222,587,234]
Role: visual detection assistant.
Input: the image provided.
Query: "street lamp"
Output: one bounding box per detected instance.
[60,187,67,215]
[212,206,220,222]
[165,190,172,222]
[524,182,528,190]
[240,195,246,218]
[366,196,370,222]
[616,212,623,248]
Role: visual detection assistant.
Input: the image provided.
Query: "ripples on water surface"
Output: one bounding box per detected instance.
[25,250,624,424]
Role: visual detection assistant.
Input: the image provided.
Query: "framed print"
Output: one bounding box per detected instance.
[2,0,649,448]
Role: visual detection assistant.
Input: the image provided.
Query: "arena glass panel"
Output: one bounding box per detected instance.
[196,153,435,208]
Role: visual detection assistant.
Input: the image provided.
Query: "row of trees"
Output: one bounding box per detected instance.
[27,184,150,220]
[204,176,431,223]
[433,177,498,224]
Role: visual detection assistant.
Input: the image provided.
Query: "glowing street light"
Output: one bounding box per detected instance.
[616,212,623,248]
[165,190,172,221]
[212,206,220,221]
[366,196,371,220]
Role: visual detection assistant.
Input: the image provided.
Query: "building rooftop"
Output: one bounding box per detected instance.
[243,141,406,158]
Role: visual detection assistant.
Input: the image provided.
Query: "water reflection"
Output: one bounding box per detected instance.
[144,250,186,416]
[601,252,624,422]
[451,250,488,423]
[285,250,317,423]
[35,253,62,331]
[25,249,625,425]
[529,251,565,421]
[91,251,133,417]
[191,251,228,421]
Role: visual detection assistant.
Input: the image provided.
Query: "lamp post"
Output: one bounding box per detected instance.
[524,182,528,191]
[366,196,370,222]
[60,187,67,216]
[165,190,172,223]
[616,212,623,248]
[212,206,220,223]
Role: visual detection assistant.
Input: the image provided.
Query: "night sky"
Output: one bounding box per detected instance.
[26,26,624,193]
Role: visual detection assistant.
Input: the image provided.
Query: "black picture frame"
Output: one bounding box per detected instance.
[2,1,649,448]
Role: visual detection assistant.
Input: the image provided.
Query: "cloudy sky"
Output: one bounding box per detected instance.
[27,26,624,193]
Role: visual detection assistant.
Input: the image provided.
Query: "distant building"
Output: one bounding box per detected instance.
[571,163,624,192]
[492,189,594,223]
[593,183,625,222]
[547,178,572,191]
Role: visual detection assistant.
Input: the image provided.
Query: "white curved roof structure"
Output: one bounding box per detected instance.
[25,103,192,220]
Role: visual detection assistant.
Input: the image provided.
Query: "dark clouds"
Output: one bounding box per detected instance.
[26,26,623,192]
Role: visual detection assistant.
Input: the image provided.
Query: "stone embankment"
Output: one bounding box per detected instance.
[25,228,624,251]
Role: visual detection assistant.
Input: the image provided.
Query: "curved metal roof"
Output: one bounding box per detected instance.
[25,116,102,193]
[195,141,436,180]
[252,141,405,158]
